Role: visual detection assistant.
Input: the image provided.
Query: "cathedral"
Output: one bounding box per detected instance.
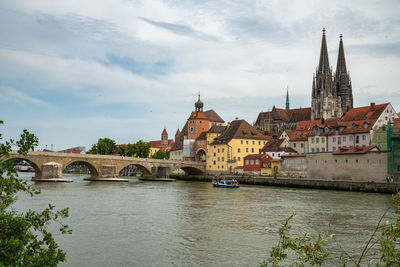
[311,28,353,120]
[255,28,354,131]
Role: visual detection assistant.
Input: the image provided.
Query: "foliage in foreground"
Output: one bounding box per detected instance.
[117,140,151,158]
[0,121,71,266]
[260,192,400,266]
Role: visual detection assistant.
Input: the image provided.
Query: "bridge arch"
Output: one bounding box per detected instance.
[180,166,205,175]
[117,163,151,176]
[1,156,42,178]
[62,160,99,178]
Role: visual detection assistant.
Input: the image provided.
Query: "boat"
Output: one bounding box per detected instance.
[212,179,240,188]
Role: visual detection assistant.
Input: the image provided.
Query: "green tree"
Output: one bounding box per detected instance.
[0,121,71,266]
[87,138,116,155]
[151,149,170,159]
[133,140,151,158]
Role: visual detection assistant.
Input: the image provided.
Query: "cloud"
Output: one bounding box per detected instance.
[0,86,52,107]
[138,16,218,41]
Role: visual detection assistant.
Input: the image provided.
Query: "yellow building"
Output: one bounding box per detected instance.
[207,120,269,173]
[261,159,282,176]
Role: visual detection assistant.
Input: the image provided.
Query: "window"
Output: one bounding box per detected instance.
[349,136,353,141]
[356,159,358,163]
[217,148,220,153]
[311,137,314,143]
[321,137,325,143]
[246,148,249,152]
[218,166,220,169]
[378,135,381,141]
[294,143,297,147]
[238,148,241,153]
[343,136,346,142]
[356,135,360,144]
[333,137,336,142]
[222,148,224,153]
[322,148,325,152]
[190,127,194,132]
[250,160,254,165]
[213,153,216,156]
[222,157,224,162]
[345,159,348,163]
[362,135,366,141]
[335,159,337,163]
[338,137,341,145]
[245,160,249,165]
[272,153,275,157]
[217,157,220,162]
[238,157,241,161]
[316,148,320,152]
[246,140,248,144]
[259,141,261,145]
[233,157,236,161]
[255,160,259,165]
[278,153,280,157]
[252,141,254,145]
[333,146,336,151]
[213,160,216,165]
[221,165,224,169]
[301,143,304,148]
[251,148,254,152]
[241,140,243,144]
[316,137,319,143]
[312,148,315,153]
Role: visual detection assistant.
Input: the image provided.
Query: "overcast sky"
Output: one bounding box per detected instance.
[1,0,399,150]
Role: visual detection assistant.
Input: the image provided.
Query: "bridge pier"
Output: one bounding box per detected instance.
[151,166,171,178]
[32,162,73,182]
[83,165,128,182]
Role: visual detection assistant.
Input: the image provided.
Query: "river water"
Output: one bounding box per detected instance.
[14,172,393,266]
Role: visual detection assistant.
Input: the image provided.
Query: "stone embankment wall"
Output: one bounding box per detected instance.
[306,152,387,182]
[280,152,387,182]
[172,175,400,194]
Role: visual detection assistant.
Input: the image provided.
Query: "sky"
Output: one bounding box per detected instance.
[0,0,399,151]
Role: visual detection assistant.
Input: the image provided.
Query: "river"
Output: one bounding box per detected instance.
[14,172,393,266]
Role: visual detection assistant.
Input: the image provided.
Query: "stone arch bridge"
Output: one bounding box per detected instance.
[2,151,205,181]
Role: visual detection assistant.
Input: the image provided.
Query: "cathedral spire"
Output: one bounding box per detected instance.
[285,86,290,110]
[318,28,330,74]
[335,34,347,80]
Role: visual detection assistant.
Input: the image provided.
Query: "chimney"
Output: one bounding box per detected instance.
[370,102,376,111]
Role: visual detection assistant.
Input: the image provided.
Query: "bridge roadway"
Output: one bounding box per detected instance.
[2,151,205,182]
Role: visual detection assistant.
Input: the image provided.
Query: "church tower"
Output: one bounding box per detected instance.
[334,34,353,114]
[311,28,342,120]
[285,87,290,110]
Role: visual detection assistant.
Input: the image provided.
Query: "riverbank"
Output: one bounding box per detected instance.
[171,175,400,194]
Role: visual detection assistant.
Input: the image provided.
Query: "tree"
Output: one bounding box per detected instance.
[151,149,170,159]
[133,140,151,158]
[0,121,71,266]
[87,138,116,155]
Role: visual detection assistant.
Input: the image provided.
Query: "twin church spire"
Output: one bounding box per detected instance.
[311,28,353,120]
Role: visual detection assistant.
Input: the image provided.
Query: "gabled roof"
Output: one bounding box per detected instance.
[204,109,225,123]
[261,139,298,153]
[188,111,209,120]
[332,146,380,154]
[161,128,168,136]
[149,139,174,148]
[244,154,271,160]
[255,107,311,125]
[340,119,376,134]
[340,103,388,121]
[208,125,227,134]
[175,128,181,136]
[170,122,188,151]
[211,120,269,145]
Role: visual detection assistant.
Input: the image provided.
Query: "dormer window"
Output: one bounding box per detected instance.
[363,123,369,129]
[352,124,357,130]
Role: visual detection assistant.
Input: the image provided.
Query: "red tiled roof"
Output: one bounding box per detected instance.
[255,107,311,126]
[340,103,388,121]
[244,154,270,160]
[332,146,380,154]
[394,118,400,135]
[162,128,168,136]
[149,139,174,148]
[340,119,376,134]
[175,128,181,136]
[188,111,209,120]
